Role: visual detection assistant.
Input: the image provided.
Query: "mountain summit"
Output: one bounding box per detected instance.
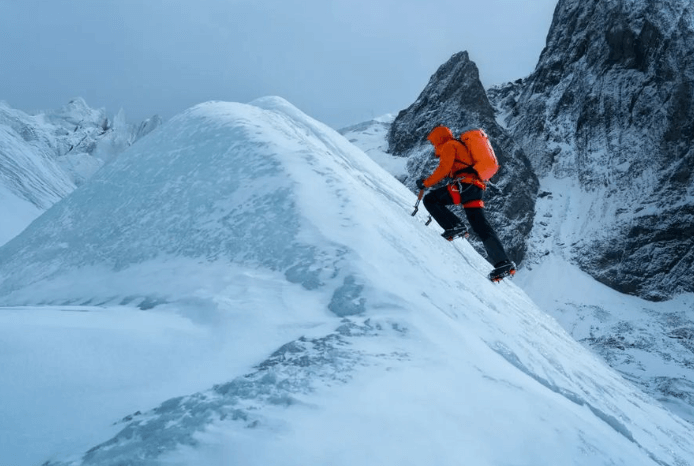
[0,97,404,308]
[386,51,538,265]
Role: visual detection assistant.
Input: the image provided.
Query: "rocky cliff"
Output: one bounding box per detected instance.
[387,52,539,265]
[490,0,694,300]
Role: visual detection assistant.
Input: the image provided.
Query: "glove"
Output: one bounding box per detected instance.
[416,178,426,190]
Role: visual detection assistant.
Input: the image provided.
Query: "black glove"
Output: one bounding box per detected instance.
[416,178,426,190]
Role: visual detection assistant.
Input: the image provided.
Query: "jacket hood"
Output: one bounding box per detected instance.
[427,126,454,149]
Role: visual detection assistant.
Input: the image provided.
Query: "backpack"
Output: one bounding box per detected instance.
[459,129,499,181]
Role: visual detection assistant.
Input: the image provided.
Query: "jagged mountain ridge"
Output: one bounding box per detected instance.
[489,0,694,300]
[386,52,539,265]
[0,98,161,245]
[0,102,76,209]
[2,98,161,186]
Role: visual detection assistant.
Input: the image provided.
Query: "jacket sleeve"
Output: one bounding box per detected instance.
[424,143,456,187]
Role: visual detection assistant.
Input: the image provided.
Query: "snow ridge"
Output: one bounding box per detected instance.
[0,97,407,310]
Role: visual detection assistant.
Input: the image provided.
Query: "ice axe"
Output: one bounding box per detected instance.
[411,189,424,216]
[411,190,433,225]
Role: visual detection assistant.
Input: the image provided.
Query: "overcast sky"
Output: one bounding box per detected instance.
[0,0,557,129]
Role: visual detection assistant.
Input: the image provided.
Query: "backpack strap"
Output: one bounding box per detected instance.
[453,166,477,177]
[453,165,486,189]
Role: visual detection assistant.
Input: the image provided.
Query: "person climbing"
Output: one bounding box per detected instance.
[415,125,516,282]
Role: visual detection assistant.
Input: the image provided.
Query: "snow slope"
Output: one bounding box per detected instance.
[1,98,693,466]
[349,116,694,425]
[515,172,694,424]
[517,256,694,424]
[0,183,45,246]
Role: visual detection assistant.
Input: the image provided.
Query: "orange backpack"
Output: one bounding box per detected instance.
[459,129,499,181]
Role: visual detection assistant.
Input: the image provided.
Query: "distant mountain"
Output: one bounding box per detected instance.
[3,97,691,466]
[0,98,160,245]
[339,114,408,183]
[385,51,539,265]
[488,0,694,301]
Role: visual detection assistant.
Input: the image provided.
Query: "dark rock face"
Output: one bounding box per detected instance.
[386,52,538,265]
[492,0,694,300]
[388,52,494,155]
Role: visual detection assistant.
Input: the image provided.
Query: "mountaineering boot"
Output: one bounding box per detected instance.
[482,237,509,266]
[489,260,516,282]
[441,224,469,241]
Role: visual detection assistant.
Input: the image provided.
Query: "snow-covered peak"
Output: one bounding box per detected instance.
[43,97,108,129]
[0,103,75,204]
[0,97,407,308]
[2,97,693,465]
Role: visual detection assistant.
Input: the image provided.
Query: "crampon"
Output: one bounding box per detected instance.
[489,261,516,283]
[441,225,469,241]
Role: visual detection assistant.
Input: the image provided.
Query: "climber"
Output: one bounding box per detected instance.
[416,125,516,282]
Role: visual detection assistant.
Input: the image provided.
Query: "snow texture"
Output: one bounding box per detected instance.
[517,255,694,425]
[2,98,693,466]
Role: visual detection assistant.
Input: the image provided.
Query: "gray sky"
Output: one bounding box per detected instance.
[0,0,557,129]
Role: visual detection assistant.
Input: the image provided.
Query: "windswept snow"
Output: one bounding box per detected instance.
[351,108,694,427]
[1,98,693,466]
[514,173,694,421]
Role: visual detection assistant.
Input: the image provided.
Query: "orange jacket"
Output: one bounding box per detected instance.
[423,126,487,189]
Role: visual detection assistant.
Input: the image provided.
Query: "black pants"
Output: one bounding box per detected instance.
[423,184,510,266]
